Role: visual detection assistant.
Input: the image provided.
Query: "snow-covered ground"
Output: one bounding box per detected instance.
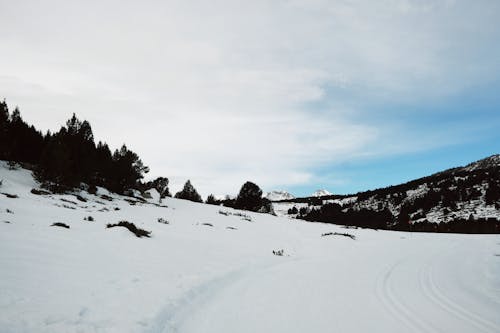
[1,163,499,333]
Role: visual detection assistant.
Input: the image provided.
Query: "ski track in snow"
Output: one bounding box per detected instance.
[376,260,443,333]
[146,262,279,333]
[418,245,499,333]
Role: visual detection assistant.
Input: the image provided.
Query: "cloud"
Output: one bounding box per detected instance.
[0,0,499,196]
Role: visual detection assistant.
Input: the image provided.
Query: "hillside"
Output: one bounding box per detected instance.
[1,161,500,332]
[272,155,500,233]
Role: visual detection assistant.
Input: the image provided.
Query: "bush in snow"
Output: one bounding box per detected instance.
[7,161,18,170]
[272,249,284,256]
[51,222,70,229]
[76,194,87,202]
[157,218,169,224]
[31,188,51,195]
[321,232,356,240]
[2,192,18,198]
[106,221,151,238]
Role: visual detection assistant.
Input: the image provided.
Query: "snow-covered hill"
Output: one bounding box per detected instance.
[264,190,295,201]
[274,155,500,230]
[1,162,499,332]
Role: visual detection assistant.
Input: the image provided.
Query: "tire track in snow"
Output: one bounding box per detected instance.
[376,260,443,333]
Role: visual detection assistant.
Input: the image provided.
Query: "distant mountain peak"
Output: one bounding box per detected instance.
[312,189,332,197]
[264,190,295,201]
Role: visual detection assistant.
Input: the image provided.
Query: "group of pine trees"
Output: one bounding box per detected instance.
[0,100,151,194]
[205,181,273,213]
[1,100,272,210]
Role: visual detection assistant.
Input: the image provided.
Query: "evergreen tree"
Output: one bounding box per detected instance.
[109,144,149,193]
[205,194,218,205]
[235,181,263,212]
[152,177,170,200]
[175,180,202,203]
[0,100,10,160]
[486,181,500,205]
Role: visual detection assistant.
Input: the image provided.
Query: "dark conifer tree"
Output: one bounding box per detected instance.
[235,181,263,212]
[175,180,202,203]
[0,100,10,160]
[205,194,218,205]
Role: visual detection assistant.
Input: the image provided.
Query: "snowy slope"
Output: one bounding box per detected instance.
[1,162,499,333]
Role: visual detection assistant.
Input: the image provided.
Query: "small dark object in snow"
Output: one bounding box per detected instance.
[60,198,77,205]
[106,221,151,238]
[7,161,18,170]
[98,207,109,212]
[100,194,113,201]
[2,192,18,198]
[201,223,213,227]
[272,249,284,256]
[124,198,138,205]
[321,232,356,240]
[114,207,120,211]
[226,226,237,230]
[342,225,358,229]
[88,184,97,195]
[3,221,11,224]
[51,222,70,229]
[31,188,51,195]
[218,210,230,216]
[84,216,94,222]
[76,195,87,202]
[157,218,169,224]
[6,208,13,214]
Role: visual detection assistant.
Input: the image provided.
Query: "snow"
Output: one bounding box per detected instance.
[311,189,332,197]
[1,162,499,333]
[264,190,295,201]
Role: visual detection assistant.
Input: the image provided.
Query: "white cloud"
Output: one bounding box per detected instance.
[0,0,499,196]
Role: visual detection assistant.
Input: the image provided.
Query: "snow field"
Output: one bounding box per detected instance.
[1,162,499,332]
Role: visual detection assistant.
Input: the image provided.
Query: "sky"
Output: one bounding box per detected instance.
[1,0,499,197]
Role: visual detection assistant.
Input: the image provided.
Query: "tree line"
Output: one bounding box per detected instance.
[0,100,273,213]
[1,100,151,194]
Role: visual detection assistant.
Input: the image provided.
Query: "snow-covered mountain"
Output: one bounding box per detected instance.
[264,190,295,201]
[274,155,500,231]
[1,160,499,332]
[311,189,332,197]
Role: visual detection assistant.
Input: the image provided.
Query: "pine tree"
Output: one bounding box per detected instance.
[235,181,263,212]
[206,194,218,205]
[175,180,202,203]
[0,100,10,160]
[152,177,170,201]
